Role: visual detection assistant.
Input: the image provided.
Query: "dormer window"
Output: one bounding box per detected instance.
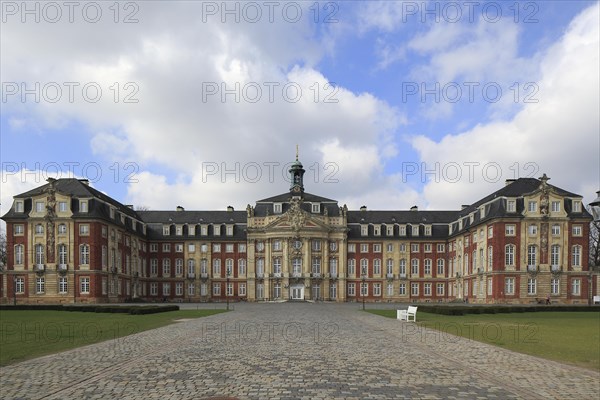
[110,208,115,219]
[312,203,320,213]
[176,225,183,236]
[213,225,221,236]
[36,201,45,213]
[274,203,282,214]
[386,225,394,236]
[424,225,432,236]
[399,225,406,236]
[412,226,419,236]
[58,201,68,212]
[226,225,233,236]
[361,225,368,236]
[163,225,170,235]
[528,201,537,212]
[507,199,516,212]
[374,225,381,236]
[79,200,88,213]
[572,200,581,212]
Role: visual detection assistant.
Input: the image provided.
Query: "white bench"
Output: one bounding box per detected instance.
[397,306,418,322]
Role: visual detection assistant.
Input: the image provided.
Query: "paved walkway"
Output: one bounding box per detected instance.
[1,303,598,399]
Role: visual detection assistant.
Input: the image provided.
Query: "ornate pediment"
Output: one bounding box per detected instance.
[263,198,331,232]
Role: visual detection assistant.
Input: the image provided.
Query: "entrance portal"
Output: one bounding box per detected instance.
[290,284,304,300]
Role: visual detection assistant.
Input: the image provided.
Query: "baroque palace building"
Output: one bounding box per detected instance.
[1,157,596,304]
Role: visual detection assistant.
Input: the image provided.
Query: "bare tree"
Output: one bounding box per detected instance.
[590,220,600,269]
[0,232,6,269]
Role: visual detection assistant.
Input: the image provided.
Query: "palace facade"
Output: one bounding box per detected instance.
[1,157,596,304]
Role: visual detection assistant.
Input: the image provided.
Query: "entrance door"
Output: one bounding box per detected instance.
[290,284,304,300]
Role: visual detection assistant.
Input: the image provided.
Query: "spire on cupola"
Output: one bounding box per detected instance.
[289,144,305,195]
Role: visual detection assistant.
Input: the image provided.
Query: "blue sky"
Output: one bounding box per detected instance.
[1,0,599,221]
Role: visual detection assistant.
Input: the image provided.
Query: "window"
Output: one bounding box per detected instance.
[188,283,195,296]
[312,203,320,213]
[14,224,24,235]
[225,258,234,275]
[386,259,393,275]
[163,244,171,252]
[274,203,282,214]
[424,244,432,253]
[270,257,280,274]
[505,277,515,295]
[424,226,432,236]
[528,201,537,212]
[35,244,44,265]
[239,283,246,296]
[437,259,444,275]
[150,259,158,276]
[507,200,516,212]
[292,258,302,275]
[15,277,25,293]
[226,225,233,236]
[386,225,394,236]
[188,244,196,253]
[213,258,222,275]
[572,246,581,267]
[505,245,515,266]
[437,244,445,252]
[213,225,221,236]
[357,258,366,276]
[373,244,381,253]
[36,277,45,293]
[399,283,406,295]
[330,258,338,276]
[225,243,234,253]
[411,243,419,253]
[411,259,419,275]
[373,225,381,236]
[187,259,195,275]
[551,278,560,295]
[505,224,515,236]
[150,283,158,296]
[80,277,90,294]
[373,259,381,275]
[360,244,368,253]
[14,244,24,265]
[386,243,393,252]
[373,283,381,296]
[528,224,537,236]
[312,240,321,251]
[213,243,221,252]
[79,200,88,213]
[411,283,419,296]
[424,283,431,296]
[162,259,171,276]
[487,246,493,270]
[552,224,560,236]
[58,224,67,234]
[572,201,581,212]
[15,201,24,213]
[273,240,282,251]
[399,259,406,275]
[201,225,208,236]
[163,283,171,296]
[238,243,246,252]
[360,282,368,296]
[527,245,537,267]
[361,225,368,236]
[175,244,183,253]
[424,259,432,275]
[348,283,355,296]
[175,259,184,276]
[176,282,184,296]
[79,244,90,265]
[437,283,444,296]
[331,283,338,299]
[348,244,356,253]
[571,279,581,295]
[55,276,67,294]
[572,225,582,236]
[238,259,246,275]
[399,226,406,236]
[35,224,44,235]
[347,259,356,275]
[551,201,560,212]
[412,226,419,236]
[551,245,560,267]
[150,244,158,252]
[527,278,537,295]
[36,201,45,213]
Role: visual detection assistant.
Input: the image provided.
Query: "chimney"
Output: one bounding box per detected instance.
[360,205,367,212]
[78,179,89,186]
[176,206,184,212]
[505,179,516,186]
[227,206,234,212]
[461,205,469,210]
[410,205,418,211]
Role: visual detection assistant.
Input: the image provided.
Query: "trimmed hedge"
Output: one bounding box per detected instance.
[0,304,180,315]
[408,304,600,316]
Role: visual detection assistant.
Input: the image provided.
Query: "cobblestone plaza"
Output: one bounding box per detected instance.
[1,303,599,399]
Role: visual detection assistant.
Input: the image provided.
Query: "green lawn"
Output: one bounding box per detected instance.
[0,309,227,366]
[368,310,600,371]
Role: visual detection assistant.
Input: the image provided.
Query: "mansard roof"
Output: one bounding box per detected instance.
[254,191,341,217]
[257,192,337,203]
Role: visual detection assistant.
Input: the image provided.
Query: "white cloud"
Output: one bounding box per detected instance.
[411,3,600,208]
